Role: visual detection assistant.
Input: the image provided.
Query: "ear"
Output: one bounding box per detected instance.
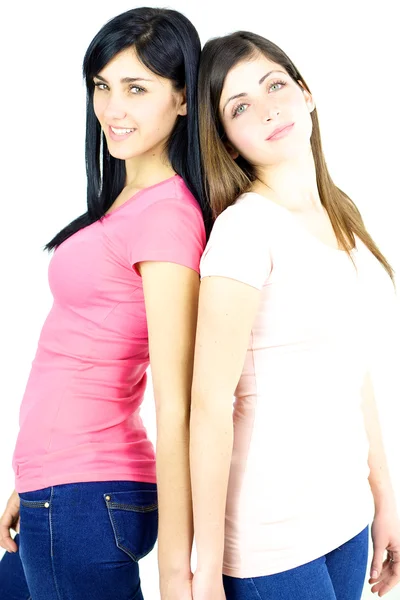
[177,102,187,117]
[177,87,187,116]
[298,81,315,113]
[224,140,239,160]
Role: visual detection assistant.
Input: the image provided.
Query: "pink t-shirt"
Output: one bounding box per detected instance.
[13,175,206,493]
[200,192,392,577]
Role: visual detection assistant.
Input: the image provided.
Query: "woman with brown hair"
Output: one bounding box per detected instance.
[190,31,400,600]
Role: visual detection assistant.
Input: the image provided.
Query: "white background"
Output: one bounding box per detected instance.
[1,0,399,598]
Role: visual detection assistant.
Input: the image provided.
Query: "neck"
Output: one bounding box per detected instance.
[124,145,176,191]
[253,148,322,212]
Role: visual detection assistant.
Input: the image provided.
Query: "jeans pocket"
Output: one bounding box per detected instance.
[19,488,52,508]
[18,489,52,565]
[104,488,158,562]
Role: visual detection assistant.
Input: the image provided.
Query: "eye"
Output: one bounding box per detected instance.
[94,82,108,91]
[268,80,286,93]
[232,103,249,118]
[130,85,146,94]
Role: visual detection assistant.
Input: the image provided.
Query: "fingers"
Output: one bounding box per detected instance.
[371,545,386,581]
[0,511,18,553]
[369,563,390,586]
[0,493,20,553]
[370,555,400,597]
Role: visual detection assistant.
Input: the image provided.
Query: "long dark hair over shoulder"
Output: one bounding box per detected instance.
[46,7,211,251]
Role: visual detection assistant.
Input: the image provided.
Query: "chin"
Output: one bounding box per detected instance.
[108,150,132,160]
[106,145,141,161]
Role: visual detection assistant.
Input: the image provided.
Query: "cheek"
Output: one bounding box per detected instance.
[138,98,174,122]
[143,101,178,134]
[292,102,313,137]
[93,94,105,122]
[226,120,262,153]
[288,92,311,121]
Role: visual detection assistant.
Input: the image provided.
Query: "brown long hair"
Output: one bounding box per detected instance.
[198,31,394,281]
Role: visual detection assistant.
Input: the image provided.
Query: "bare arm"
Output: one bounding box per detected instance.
[140,261,200,599]
[190,276,260,584]
[361,371,397,516]
[362,371,400,596]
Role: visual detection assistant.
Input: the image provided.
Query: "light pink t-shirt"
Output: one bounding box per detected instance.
[13,175,206,493]
[200,192,391,577]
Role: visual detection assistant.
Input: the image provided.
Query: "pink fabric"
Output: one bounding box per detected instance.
[200,192,392,577]
[13,175,206,493]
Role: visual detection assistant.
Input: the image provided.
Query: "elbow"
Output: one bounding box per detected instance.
[155,397,191,430]
[190,389,233,427]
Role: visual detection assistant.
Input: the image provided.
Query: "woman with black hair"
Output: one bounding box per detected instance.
[0,8,210,600]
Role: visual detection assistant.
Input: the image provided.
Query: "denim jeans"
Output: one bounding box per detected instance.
[0,536,30,600]
[0,480,158,600]
[223,526,369,600]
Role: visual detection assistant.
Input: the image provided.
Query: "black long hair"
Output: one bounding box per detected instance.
[46,7,211,250]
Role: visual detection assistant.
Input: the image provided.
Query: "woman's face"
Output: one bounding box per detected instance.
[93,48,186,161]
[219,52,314,168]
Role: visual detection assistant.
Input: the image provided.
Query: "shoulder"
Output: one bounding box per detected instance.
[134,176,204,236]
[138,175,202,215]
[200,193,274,289]
[208,192,278,241]
[129,177,206,273]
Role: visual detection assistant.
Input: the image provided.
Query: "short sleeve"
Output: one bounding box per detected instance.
[130,198,206,275]
[200,200,272,290]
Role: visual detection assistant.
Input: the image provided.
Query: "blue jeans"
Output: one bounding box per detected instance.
[0,480,158,600]
[223,526,369,600]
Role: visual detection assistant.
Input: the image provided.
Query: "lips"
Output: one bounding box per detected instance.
[266,123,294,141]
[111,126,134,135]
[107,125,136,142]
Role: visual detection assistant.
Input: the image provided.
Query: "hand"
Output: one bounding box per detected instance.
[192,569,226,600]
[160,571,193,600]
[0,490,20,553]
[369,510,400,596]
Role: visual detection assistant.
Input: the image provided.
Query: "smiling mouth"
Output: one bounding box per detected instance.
[266,123,294,141]
[110,126,134,135]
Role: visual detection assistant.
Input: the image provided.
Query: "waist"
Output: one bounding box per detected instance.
[14,438,156,493]
[14,361,154,491]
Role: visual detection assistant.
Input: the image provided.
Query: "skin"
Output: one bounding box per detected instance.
[362,372,400,597]
[221,54,314,168]
[0,47,196,600]
[93,47,187,207]
[190,52,400,599]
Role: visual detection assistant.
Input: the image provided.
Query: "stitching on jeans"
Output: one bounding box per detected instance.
[105,500,139,562]
[248,578,263,600]
[49,487,62,600]
[20,499,49,508]
[106,502,158,513]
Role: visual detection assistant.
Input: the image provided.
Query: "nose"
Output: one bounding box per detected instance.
[103,94,128,121]
[259,105,280,123]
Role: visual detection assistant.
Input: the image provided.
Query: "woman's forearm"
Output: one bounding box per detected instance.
[157,414,193,580]
[368,446,397,515]
[366,419,397,515]
[362,371,398,515]
[190,398,233,573]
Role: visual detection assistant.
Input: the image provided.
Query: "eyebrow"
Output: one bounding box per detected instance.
[222,69,287,114]
[93,74,153,84]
